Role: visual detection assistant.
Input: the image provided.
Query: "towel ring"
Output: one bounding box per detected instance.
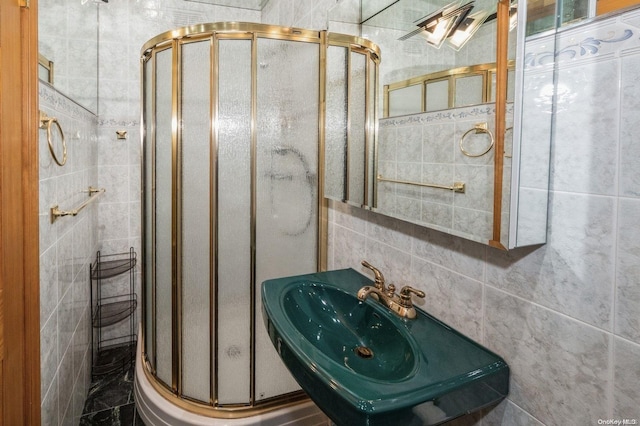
[460,122,494,158]
[40,111,67,166]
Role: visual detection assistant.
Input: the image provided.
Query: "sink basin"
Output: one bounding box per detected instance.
[262,268,509,426]
[283,283,418,381]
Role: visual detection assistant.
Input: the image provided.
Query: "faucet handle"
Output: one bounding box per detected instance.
[386,283,396,298]
[399,286,425,307]
[361,260,385,289]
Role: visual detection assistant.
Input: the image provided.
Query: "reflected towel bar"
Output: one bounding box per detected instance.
[51,187,106,223]
[377,175,465,193]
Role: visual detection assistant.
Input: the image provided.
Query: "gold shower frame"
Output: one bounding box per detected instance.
[140,22,379,419]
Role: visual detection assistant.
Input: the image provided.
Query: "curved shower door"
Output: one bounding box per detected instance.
[141,23,379,417]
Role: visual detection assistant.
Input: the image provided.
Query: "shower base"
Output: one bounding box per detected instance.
[134,334,328,426]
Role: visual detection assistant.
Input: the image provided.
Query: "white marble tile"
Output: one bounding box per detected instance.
[410,257,483,340]
[615,197,640,343]
[99,165,130,203]
[420,200,453,230]
[422,163,455,204]
[487,191,615,328]
[57,229,76,299]
[378,125,397,163]
[397,125,423,163]
[364,237,412,287]
[482,399,545,426]
[332,225,367,272]
[330,199,368,235]
[484,288,610,425]
[40,374,59,426]
[130,201,142,241]
[98,127,131,166]
[396,195,421,223]
[513,187,549,247]
[366,210,414,253]
[517,70,554,190]
[412,225,486,281]
[452,207,492,242]
[551,60,619,196]
[40,312,59,401]
[453,164,494,212]
[613,338,640,419]
[422,122,455,164]
[40,246,58,327]
[98,202,131,242]
[58,342,75,426]
[619,52,640,198]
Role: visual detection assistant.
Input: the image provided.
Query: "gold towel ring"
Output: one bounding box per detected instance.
[460,122,494,158]
[40,111,67,166]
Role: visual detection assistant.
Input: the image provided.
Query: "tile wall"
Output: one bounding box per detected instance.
[377,104,500,242]
[39,83,99,425]
[326,7,640,426]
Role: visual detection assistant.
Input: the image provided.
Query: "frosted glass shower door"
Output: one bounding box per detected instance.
[154,48,173,386]
[325,46,348,201]
[216,38,252,405]
[254,38,319,401]
[180,40,212,402]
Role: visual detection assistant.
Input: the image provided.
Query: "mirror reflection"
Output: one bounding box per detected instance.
[39,0,99,113]
[327,0,554,248]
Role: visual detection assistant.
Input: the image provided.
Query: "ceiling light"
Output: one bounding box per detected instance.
[414,1,475,49]
[448,9,490,51]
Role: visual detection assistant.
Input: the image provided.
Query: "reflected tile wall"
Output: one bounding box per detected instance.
[328,6,640,425]
[377,104,498,242]
[39,83,99,426]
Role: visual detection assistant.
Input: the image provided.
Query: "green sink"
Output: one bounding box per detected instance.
[283,283,418,381]
[262,268,509,426]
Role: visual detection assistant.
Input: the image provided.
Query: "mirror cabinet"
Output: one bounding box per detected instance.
[39,0,99,113]
[327,0,558,249]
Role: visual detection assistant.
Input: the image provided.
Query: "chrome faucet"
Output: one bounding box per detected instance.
[357,260,425,319]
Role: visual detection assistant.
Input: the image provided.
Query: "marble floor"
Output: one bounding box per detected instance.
[80,345,143,425]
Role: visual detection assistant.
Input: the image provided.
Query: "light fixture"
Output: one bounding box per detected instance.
[399,1,475,49]
[448,9,490,51]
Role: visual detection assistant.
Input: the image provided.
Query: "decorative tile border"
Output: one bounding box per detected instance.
[39,82,97,123]
[98,118,140,127]
[524,9,640,68]
[380,103,513,127]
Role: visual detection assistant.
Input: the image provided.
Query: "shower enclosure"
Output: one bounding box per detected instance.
[139,23,379,420]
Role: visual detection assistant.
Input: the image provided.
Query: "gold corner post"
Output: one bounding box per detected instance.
[171,39,182,393]
[210,33,219,407]
[490,0,510,250]
[249,31,258,407]
[318,31,328,272]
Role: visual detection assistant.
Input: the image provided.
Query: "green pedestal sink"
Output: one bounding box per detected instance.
[262,268,509,426]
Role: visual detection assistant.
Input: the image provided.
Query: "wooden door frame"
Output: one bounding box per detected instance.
[0,0,41,424]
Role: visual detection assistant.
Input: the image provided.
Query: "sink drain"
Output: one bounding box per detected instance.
[354,346,374,359]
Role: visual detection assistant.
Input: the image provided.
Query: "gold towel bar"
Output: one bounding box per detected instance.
[50,187,105,223]
[377,175,465,193]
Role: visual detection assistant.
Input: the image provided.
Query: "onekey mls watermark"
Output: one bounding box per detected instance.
[598,420,638,425]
